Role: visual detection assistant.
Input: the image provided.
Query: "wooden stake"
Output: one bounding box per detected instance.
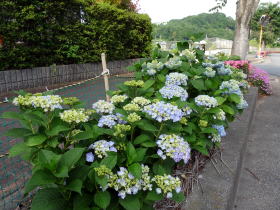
[101,53,110,102]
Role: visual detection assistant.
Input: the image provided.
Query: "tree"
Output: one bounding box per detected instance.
[251,3,280,47]
[212,0,260,59]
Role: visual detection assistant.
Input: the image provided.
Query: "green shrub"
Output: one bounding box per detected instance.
[3,44,249,209]
[0,1,152,70]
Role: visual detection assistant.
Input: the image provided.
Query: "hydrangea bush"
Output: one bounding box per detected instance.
[3,44,249,210]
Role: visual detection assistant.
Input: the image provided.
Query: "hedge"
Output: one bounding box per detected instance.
[0,1,152,70]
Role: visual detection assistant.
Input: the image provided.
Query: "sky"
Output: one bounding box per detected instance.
[139,0,280,23]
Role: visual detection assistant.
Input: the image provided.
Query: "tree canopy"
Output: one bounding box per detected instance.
[153,13,235,41]
[250,2,280,47]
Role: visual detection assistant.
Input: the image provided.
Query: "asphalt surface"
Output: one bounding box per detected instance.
[255,53,280,76]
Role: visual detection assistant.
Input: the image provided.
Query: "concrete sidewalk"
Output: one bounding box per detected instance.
[183,77,280,209]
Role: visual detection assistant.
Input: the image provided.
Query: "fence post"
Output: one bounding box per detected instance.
[101,53,110,102]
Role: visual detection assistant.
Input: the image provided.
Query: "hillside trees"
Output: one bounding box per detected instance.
[153,13,235,41]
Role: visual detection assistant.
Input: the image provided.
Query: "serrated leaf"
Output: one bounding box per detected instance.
[100,152,117,169]
[134,134,150,144]
[25,170,56,193]
[9,142,29,157]
[119,196,140,210]
[229,94,241,103]
[46,124,70,136]
[127,143,137,164]
[4,128,32,138]
[190,79,206,90]
[25,134,47,146]
[137,120,157,132]
[221,105,235,115]
[1,111,23,120]
[146,190,164,201]
[55,148,84,177]
[128,163,142,179]
[94,191,111,209]
[31,188,68,210]
[215,97,226,105]
[65,179,83,195]
[134,148,147,162]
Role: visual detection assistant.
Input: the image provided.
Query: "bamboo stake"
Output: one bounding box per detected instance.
[101,53,110,102]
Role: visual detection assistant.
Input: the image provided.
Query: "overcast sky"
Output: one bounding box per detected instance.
[139,0,279,23]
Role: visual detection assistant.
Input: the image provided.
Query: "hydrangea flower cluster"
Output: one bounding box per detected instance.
[92,100,115,114]
[195,95,218,108]
[249,67,272,95]
[143,101,185,122]
[210,133,221,143]
[165,72,188,86]
[203,67,216,78]
[152,175,181,198]
[159,85,188,101]
[220,79,242,96]
[156,134,191,164]
[132,97,151,106]
[140,165,153,191]
[106,166,150,199]
[13,95,63,112]
[237,96,248,109]
[127,112,141,123]
[88,140,117,159]
[217,67,232,76]
[123,103,141,112]
[98,115,118,128]
[214,109,226,121]
[98,113,126,128]
[212,125,226,137]
[165,57,182,69]
[181,49,198,62]
[60,109,90,123]
[124,80,144,88]
[111,95,128,104]
[113,124,131,137]
[146,60,165,71]
[183,106,193,115]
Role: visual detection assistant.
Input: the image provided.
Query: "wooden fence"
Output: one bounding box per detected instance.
[0,58,139,95]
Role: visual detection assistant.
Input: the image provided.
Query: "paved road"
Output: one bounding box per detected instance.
[254,53,280,76]
[234,54,280,209]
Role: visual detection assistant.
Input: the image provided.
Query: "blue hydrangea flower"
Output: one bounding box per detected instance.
[212,125,226,137]
[220,80,242,96]
[88,140,117,158]
[217,67,232,75]
[98,115,118,128]
[86,152,95,162]
[156,134,191,164]
[159,85,188,101]
[143,101,185,122]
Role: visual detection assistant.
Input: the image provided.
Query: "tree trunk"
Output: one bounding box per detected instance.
[231,0,260,59]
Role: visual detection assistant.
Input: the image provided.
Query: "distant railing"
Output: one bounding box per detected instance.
[0,58,139,95]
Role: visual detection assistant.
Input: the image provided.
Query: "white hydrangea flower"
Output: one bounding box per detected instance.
[60,109,90,123]
[92,100,115,114]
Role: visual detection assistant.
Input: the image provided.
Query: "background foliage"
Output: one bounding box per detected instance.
[0,1,152,70]
[153,13,235,41]
[250,2,280,47]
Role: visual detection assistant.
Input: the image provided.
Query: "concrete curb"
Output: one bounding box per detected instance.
[183,87,258,210]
